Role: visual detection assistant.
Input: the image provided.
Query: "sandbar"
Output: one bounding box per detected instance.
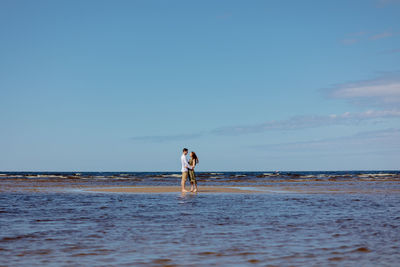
[85,185,400,194]
[87,186,262,194]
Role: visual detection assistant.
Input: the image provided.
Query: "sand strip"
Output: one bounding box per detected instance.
[87,186,263,194]
[85,185,400,194]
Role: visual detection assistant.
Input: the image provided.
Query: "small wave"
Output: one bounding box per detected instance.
[262,173,279,176]
[161,174,182,178]
[299,175,317,178]
[358,173,397,178]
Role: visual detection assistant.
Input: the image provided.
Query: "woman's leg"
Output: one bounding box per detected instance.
[193,181,198,192]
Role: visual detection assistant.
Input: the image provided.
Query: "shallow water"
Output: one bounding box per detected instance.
[1,188,400,266]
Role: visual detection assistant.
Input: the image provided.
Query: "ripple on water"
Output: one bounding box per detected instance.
[0,188,400,266]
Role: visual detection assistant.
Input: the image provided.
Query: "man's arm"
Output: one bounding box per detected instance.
[185,159,193,170]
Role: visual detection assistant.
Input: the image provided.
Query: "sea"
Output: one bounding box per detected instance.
[1,171,400,266]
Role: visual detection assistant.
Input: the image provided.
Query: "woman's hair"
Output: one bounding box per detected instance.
[191,152,199,164]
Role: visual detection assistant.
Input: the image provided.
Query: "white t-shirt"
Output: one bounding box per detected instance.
[181,154,192,172]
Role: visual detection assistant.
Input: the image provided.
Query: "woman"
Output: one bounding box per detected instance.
[189,152,199,192]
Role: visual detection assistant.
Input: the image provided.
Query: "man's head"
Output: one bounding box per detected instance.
[182,148,188,155]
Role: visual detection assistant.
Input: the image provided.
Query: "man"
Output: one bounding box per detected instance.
[180,148,193,192]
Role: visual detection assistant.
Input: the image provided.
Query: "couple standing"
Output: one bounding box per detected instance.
[180,148,199,193]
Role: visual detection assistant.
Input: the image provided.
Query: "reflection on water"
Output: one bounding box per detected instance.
[1,190,400,266]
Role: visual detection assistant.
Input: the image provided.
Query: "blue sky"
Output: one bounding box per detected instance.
[1,0,399,171]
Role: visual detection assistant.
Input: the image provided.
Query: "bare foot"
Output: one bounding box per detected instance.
[182,189,189,193]
[193,189,197,193]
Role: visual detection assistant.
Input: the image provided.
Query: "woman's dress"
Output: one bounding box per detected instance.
[188,158,196,183]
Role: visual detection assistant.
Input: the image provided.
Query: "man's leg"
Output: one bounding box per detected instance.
[181,172,188,192]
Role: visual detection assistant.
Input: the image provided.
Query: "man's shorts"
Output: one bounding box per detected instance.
[182,172,188,182]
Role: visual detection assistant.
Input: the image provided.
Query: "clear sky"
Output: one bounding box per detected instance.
[1,0,399,171]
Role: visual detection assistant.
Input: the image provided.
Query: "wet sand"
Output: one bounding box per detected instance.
[2,178,400,194]
[86,184,400,194]
[88,186,260,194]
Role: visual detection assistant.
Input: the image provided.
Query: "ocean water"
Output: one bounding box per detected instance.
[1,171,400,266]
[1,170,400,187]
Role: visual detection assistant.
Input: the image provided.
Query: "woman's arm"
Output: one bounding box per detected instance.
[185,160,193,170]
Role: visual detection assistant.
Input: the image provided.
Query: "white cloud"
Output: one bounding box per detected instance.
[253,128,400,154]
[131,133,203,143]
[377,0,400,7]
[133,73,400,141]
[132,109,400,141]
[341,38,359,45]
[212,110,400,136]
[328,73,400,106]
[381,48,400,54]
[341,30,397,45]
[369,31,394,40]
